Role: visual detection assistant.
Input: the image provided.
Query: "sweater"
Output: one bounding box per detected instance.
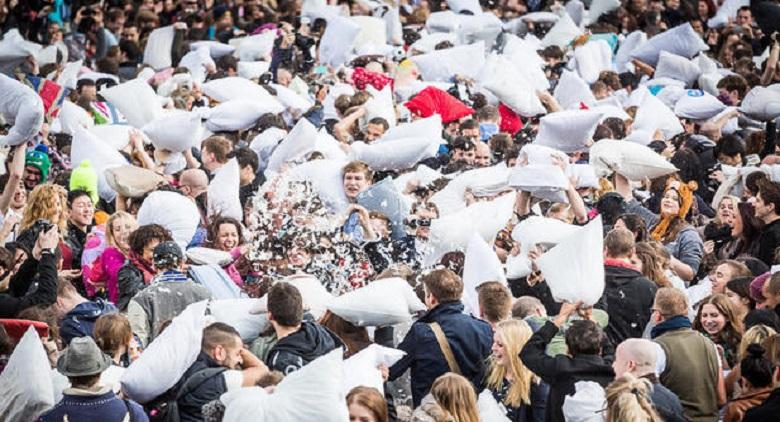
[37,386,148,422]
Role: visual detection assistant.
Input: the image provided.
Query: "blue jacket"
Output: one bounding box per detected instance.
[38,388,147,422]
[60,299,118,346]
[389,301,493,407]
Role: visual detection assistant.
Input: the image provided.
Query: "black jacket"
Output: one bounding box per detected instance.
[757,219,780,266]
[0,252,58,318]
[597,264,658,346]
[116,262,145,312]
[520,321,614,422]
[744,388,780,422]
[265,321,344,375]
[177,352,229,422]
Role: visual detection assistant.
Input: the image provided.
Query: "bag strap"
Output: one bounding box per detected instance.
[175,367,229,400]
[123,399,134,422]
[428,322,461,375]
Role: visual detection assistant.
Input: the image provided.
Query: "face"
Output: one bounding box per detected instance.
[474,144,491,167]
[201,148,219,172]
[461,127,479,140]
[711,264,734,294]
[660,189,681,217]
[23,166,42,190]
[491,331,510,367]
[343,171,370,200]
[277,68,293,86]
[363,123,386,142]
[452,148,475,165]
[717,199,736,225]
[755,193,775,220]
[691,19,704,35]
[725,287,749,314]
[611,345,631,378]
[369,218,390,239]
[80,85,97,102]
[698,0,709,16]
[215,337,243,369]
[736,9,752,26]
[11,181,26,209]
[731,210,743,237]
[12,248,27,274]
[122,26,139,42]
[349,403,377,422]
[287,245,311,267]
[699,303,727,335]
[217,223,240,251]
[142,239,161,262]
[69,195,94,228]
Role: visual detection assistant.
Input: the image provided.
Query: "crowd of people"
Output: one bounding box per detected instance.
[1,0,780,421]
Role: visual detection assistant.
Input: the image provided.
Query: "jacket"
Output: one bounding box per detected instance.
[116,261,145,312]
[266,321,344,375]
[597,262,657,346]
[724,388,773,422]
[37,386,148,422]
[519,320,615,422]
[0,252,58,318]
[60,299,118,346]
[758,218,780,266]
[643,375,686,422]
[744,388,780,422]
[177,352,230,422]
[389,301,493,407]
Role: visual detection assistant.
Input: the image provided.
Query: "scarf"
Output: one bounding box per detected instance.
[650,315,692,339]
[128,251,155,285]
[650,181,697,242]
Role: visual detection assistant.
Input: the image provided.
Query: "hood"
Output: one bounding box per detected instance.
[67,299,117,321]
[273,321,343,362]
[604,264,644,285]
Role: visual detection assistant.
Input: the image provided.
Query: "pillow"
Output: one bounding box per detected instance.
[327,277,426,326]
[186,247,234,266]
[323,82,356,120]
[393,165,442,194]
[319,16,361,67]
[190,40,236,58]
[121,301,208,403]
[88,124,135,150]
[574,40,613,84]
[351,16,387,49]
[0,327,54,421]
[446,0,482,14]
[237,61,271,80]
[462,234,507,316]
[480,54,546,117]
[357,178,410,239]
[570,163,600,189]
[342,344,406,394]
[201,77,279,104]
[541,12,582,48]
[410,42,486,82]
[289,159,350,213]
[699,72,725,97]
[478,390,512,422]
[189,265,245,300]
[250,127,287,171]
[562,381,607,422]
[426,11,461,33]
[136,191,201,251]
[362,85,396,127]
[207,299,269,342]
[208,159,242,221]
[536,216,605,306]
[632,92,684,140]
[266,118,318,173]
[554,70,596,110]
[378,114,443,144]
[522,12,560,23]
[350,137,438,171]
[179,46,214,84]
[410,32,458,54]
[430,164,511,216]
[520,144,569,165]
[314,129,349,161]
[509,163,570,192]
[707,0,749,28]
[0,74,44,147]
[614,31,647,72]
[674,90,726,120]
[502,34,547,79]
[52,99,92,136]
[404,86,475,123]
[654,51,701,86]
[457,12,502,48]
[233,31,277,62]
[533,110,604,152]
[740,84,780,121]
[589,139,678,181]
[586,0,621,24]
[100,79,164,129]
[511,216,580,259]
[104,165,165,198]
[142,110,203,152]
[270,83,313,114]
[205,99,285,132]
[565,0,585,25]
[71,127,128,202]
[56,59,82,90]
[630,23,709,66]
[282,274,335,321]
[143,26,175,70]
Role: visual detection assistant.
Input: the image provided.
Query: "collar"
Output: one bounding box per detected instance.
[153,270,189,283]
[63,385,113,397]
[640,373,659,384]
[418,301,464,323]
[650,315,692,339]
[604,258,640,271]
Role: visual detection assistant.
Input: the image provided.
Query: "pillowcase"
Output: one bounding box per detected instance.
[614,31,647,72]
[208,159,242,221]
[589,139,678,181]
[136,191,201,251]
[404,86,475,123]
[632,92,684,140]
[362,86,396,127]
[350,137,438,171]
[630,23,709,66]
[410,42,486,82]
[142,110,203,152]
[52,99,92,136]
[282,274,335,321]
[462,234,507,316]
[357,178,410,239]
[179,46,214,84]
[327,277,426,326]
[378,114,443,144]
[509,163,570,193]
[71,127,128,201]
[342,344,406,395]
[100,79,164,129]
[739,84,780,121]
[233,31,277,62]
[266,118,318,173]
[0,74,44,147]
[104,165,165,198]
[673,90,726,120]
[270,83,314,115]
[319,16,361,67]
[480,54,546,117]
[574,40,613,84]
[533,110,604,152]
[351,16,387,49]
[88,124,135,150]
[541,12,582,48]
[289,159,350,213]
[201,76,279,104]
[554,70,596,110]
[0,327,54,421]
[654,51,702,86]
[205,99,285,132]
[142,26,175,70]
[430,164,510,216]
[208,299,269,342]
[250,127,287,171]
[237,61,271,80]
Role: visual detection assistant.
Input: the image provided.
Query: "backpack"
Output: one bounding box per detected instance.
[148,367,228,422]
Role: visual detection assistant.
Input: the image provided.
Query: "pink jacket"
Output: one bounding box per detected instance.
[224,247,244,288]
[88,247,127,304]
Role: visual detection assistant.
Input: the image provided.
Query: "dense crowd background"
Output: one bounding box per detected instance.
[1,0,780,421]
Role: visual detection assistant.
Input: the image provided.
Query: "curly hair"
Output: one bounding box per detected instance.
[127,224,173,255]
[21,183,68,233]
[207,216,244,250]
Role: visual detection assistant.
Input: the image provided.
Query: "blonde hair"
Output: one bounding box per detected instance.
[485,320,538,407]
[430,373,479,422]
[605,374,662,422]
[715,195,740,226]
[106,211,137,254]
[21,183,68,233]
[739,325,777,361]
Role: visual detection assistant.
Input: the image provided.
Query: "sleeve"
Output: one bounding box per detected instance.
[388,323,418,381]
[16,253,58,313]
[519,320,562,383]
[127,300,150,348]
[624,199,659,228]
[116,265,142,312]
[222,370,244,392]
[8,255,39,297]
[675,229,704,274]
[530,381,549,422]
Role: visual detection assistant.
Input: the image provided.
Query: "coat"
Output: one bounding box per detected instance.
[597,262,658,346]
[0,252,58,318]
[37,386,147,422]
[59,299,118,346]
[389,301,493,407]
[265,321,344,375]
[725,388,773,422]
[520,320,615,422]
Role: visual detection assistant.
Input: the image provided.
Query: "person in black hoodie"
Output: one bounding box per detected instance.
[265,282,343,375]
[0,225,59,318]
[597,227,658,346]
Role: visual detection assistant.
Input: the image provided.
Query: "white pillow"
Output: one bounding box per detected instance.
[88,124,135,150]
[327,277,426,326]
[233,31,277,62]
[201,77,280,105]
[54,99,93,136]
[457,12,503,48]
[565,0,585,25]
[121,301,208,403]
[0,74,44,147]
[574,40,613,84]
[100,79,164,129]
[362,85,396,127]
[378,114,443,144]
[522,12,561,23]
[143,26,175,70]
[699,72,725,97]
[430,164,510,216]
[462,233,507,316]
[633,92,684,141]
[630,23,708,66]
[554,70,596,110]
[740,85,780,121]
[570,163,600,189]
[179,47,214,84]
[351,16,387,49]
[0,327,54,421]
[589,139,678,181]
[541,12,582,48]
[357,178,410,239]
[282,274,335,320]
[426,11,461,33]
[615,31,647,72]
[137,191,201,251]
[446,0,482,14]
[319,16,361,67]
[208,298,269,342]
[71,127,128,201]
[350,137,438,171]
[520,144,569,165]
[271,83,313,114]
[186,247,234,266]
[478,390,512,422]
[208,159,242,221]
[323,83,356,120]
[56,59,82,90]
[586,0,621,24]
[237,61,271,80]
[674,90,726,120]
[205,99,284,132]
[190,40,235,58]
[342,344,406,395]
[480,54,546,117]
[142,110,203,152]
[266,118,318,173]
[288,158,350,213]
[654,51,701,86]
[314,129,348,161]
[250,127,287,171]
[562,381,607,422]
[509,163,570,193]
[537,216,605,306]
[410,32,457,54]
[533,110,604,152]
[411,42,486,82]
[512,216,580,259]
[501,37,549,91]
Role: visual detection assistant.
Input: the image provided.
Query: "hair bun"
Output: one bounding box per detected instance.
[747,343,765,359]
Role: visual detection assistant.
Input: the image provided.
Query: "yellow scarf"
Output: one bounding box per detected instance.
[650,181,697,242]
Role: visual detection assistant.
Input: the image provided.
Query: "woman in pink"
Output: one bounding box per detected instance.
[88,211,138,304]
[207,216,247,288]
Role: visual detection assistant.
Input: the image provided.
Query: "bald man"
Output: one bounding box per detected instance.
[179,169,209,200]
[613,339,685,422]
[474,142,492,168]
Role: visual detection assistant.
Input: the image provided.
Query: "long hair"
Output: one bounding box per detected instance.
[485,320,538,407]
[105,211,137,255]
[634,242,671,288]
[430,373,480,422]
[693,294,744,357]
[605,374,662,422]
[20,183,68,233]
[346,386,388,422]
[738,324,776,362]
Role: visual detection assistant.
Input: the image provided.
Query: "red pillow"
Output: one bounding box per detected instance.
[405,87,474,123]
[498,103,523,135]
[0,319,50,343]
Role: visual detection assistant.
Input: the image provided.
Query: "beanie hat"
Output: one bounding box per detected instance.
[70,160,99,205]
[153,241,184,269]
[25,144,52,183]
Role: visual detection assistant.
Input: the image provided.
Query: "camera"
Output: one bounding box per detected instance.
[32,219,54,238]
[295,34,315,50]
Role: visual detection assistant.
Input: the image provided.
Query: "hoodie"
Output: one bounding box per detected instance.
[597,262,658,346]
[266,321,344,375]
[60,299,118,346]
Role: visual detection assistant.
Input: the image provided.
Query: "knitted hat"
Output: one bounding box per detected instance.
[153,240,184,269]
[25,144,52,183]
[69,160,99,205]
[750,272,771,303]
